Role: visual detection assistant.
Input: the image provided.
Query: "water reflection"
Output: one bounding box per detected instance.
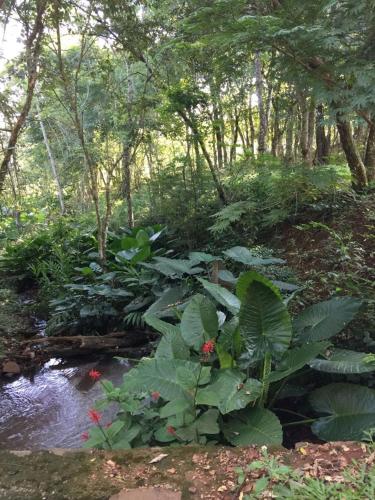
[0,357,130,449]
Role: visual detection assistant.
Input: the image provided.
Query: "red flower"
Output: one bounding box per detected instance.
[88,409,102,424]
[81,431,89,441]
[89,369,101,381]
[167,426,176,435]
[201,340,215,354]
[151,391,160,402]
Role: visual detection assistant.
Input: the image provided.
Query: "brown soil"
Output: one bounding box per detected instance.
[0,442,373,500]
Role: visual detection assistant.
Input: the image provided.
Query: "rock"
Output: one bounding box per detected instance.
[109,487,182,500]
[2,360,21,375]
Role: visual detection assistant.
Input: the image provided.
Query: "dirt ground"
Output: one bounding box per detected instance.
[0,442,373,500]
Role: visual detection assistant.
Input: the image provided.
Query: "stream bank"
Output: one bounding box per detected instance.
[0,442,373,500]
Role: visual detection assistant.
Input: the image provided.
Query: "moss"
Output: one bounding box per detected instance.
[0,451,117,500]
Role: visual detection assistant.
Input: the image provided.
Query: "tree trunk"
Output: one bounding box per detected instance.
[123,145,134,228]
[0,1,47,191]
[254,51,267,154]
[36,99,65,214]
[364,121,375,182]
[336,114,368,190]
[178,110,227,204]
[285,107,295,163]
[298,94,309,161]
[306,100,315,166]
[316,104,330,164]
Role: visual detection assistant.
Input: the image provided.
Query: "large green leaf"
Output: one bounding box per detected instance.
[223,246,285,266]
[310,383,375,441]
[155,331,190,360]
[268,342,330,382]
[196,370,262,414]
[142,257,203,277]
[294,297,362,342]
[236,271,282,302]
[309,349,375,374]
[189,251,219,263]
[175,409,220,442]
[181,294,218,349]
[144,315,180,336]
[144,286,186,318]
[223,408,283,446]
[123,358,203,401]
[197,277,240,314]
[238,273,292,358]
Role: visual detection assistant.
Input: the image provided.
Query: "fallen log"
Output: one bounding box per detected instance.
[17,330,156,358]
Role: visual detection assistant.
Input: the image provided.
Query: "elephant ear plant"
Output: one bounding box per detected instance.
[83,271,375,449]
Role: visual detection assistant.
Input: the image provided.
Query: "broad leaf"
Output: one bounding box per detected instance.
[310,383,375,441]
[196,370,262,414]
[160,398,192,418]
[144,315,180,336]
[223,408,283,446]
[223,246,285,266]
[123,358,202,401]
[144,286,186,317]
[268,342,330,382]
[198,277,240,314]
[181,294,218,349]
[142,257,203,277]
[155,331,190,360]
[294,297,362,342]
[309,349,375,374]
[189,251,219,263]
[238,273,292,358]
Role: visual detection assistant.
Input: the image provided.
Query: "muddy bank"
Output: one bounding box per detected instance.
[0,442,373,500]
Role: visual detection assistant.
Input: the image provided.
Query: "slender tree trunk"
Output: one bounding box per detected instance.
[306,100,315,165]
[0,0,47,191]
[364,121,375,182]
[336,114,368,190]
[298,94,309,161]
[249,96,256,154]
[123,146,134,228]
[230,110,239,163]
[254,51,267,154]
[316,104,330,164]
[285,108,294,163]
[36,99,65,214]
[178,110,227,204]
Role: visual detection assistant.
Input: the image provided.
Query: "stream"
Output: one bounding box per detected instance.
[0,356,131,450]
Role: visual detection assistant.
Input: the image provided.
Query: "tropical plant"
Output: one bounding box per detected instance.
[83,269,374,449]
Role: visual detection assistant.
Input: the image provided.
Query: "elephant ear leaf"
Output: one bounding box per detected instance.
[181,294,218,349]
[223,408,283,446]
[310,383,375,441]
[309,349,375,374]
[294,297,361,343]
[238,271,292,359]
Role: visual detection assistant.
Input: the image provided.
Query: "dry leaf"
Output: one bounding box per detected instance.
[149,453,169,464]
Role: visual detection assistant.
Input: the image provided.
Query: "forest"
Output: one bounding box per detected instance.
[0,1,375,498]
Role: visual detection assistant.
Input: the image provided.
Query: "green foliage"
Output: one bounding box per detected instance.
[85,269,371,449]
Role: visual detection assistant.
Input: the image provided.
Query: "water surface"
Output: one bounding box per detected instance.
[0,357,130,450]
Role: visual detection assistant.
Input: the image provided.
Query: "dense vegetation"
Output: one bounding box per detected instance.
[0,0,374,452]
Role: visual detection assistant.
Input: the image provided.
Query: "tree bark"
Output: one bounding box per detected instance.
[0,0,47,191]
[36,99,65,214]
[336,114,368,190]
[285,107,295,163]
[254,51,267,154]
[123,145,134,228]
[178,109,227,204]
[316,104,330,164]
[364,121,375,182]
